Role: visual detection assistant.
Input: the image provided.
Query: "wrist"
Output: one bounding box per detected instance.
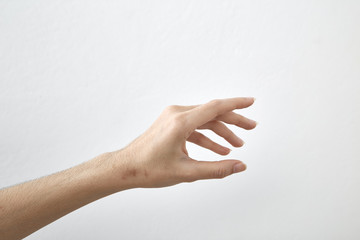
[85,150,135,195]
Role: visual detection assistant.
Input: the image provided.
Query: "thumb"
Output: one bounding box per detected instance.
[180,158,247,182]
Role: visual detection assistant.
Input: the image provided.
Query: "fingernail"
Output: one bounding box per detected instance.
[233,163,246,173]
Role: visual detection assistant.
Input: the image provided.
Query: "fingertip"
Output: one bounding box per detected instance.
[246,119,258,130]
[233,137,244,147]
[233,162,246,173]
[235,140,245,147]
[251,121,259,129]
[246,97,256,103]
[244,97,256,107]
[239,163,247,172]
[220,147,231,155]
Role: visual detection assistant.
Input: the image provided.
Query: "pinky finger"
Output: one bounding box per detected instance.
[187,131,231,155]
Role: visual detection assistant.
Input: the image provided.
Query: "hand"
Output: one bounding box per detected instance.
[106,97,257,189]
[0,97,257,239]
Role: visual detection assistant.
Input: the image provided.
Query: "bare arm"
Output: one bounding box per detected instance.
[0,154,120,239]
[0,97,257,240]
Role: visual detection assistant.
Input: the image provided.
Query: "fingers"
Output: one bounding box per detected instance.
[186,97,255,131]
[187,131,231,155]
[198,121,244,147]
[170,105,257,130]
[215,112,257,130]
[179,158,247,182]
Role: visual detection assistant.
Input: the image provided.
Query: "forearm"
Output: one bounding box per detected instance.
[0,152,123,240]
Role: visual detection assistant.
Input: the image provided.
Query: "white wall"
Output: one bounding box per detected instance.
[1,1,360,239]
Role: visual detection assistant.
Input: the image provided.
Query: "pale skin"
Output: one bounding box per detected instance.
[0,97,257,240]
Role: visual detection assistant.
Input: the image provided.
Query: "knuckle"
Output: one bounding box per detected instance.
[209,120,222,130]
[206,120,217,127]
[194,133,205,144]
[172,113,187,126]
[213,168,228,179]
[165,105,179,113]
[208,99,222,107]
[168,113,187,133]
[222,131,233,140]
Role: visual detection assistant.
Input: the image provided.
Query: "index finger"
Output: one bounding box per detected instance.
[185,97,255,130]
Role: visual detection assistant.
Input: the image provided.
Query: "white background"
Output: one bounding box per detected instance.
[1,1,360,239]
